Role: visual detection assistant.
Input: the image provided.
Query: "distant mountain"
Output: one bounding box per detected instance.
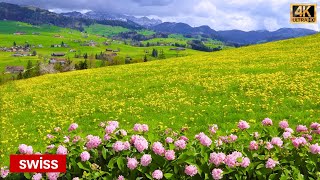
[152,22,217,36]
[0,2,142,31]
[61,11,162,27]
[218,28,317,44]
[152,22,318,45]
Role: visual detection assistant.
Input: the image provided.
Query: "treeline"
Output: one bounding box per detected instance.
[114,32,168,41]
[0,2,142,31]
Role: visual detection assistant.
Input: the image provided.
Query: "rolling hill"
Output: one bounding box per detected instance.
[1,33,320,164]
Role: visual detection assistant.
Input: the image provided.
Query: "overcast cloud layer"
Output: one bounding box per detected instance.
[1,0,319,31]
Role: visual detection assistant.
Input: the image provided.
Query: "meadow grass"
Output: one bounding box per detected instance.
[1,33,320,165]
[0,21,199,71]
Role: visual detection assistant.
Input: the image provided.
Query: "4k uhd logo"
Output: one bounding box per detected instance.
[291,4,317,23]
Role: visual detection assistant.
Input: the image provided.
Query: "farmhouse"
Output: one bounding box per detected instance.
[51,52,66,57]
[49,58,67,65]
[69,49,76,52]
[106,49,113,52]
[12,52,31,57]
[170,47,186,51]
[13,32,26,35]
[5,66,24,73]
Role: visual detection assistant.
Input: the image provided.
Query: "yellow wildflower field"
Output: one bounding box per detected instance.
[1,34,320,164]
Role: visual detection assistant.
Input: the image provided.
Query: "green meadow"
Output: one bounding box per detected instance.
[1,32,320,165]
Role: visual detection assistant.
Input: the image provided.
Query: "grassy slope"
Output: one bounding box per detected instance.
[0,21,199,71]
[1,33,320,164]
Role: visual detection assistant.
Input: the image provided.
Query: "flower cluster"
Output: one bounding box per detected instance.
[2,118,319,180]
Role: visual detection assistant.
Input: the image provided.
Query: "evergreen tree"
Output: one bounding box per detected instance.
[144,55,148,62]
[13,41,16,47]
[17,72,23,80]
[32,50,37,56]
[23,60,33,78]
[83,53,88,60]
[152,48,158,58]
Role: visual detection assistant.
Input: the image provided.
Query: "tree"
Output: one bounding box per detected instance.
[146,42,150,47]
[33,61,41,76]
[83,53,88,60]
[13,41,16,47]
[32,50,37,56]
[144,55,148,62]
[23,60,33,78]
[159,49,165,59]
[17,72,23,80]
[152,48,158,58]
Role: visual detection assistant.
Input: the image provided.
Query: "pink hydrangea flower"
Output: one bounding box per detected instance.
[174,140,186,150]
[123,141,131,150]
[179,136,189,141]
[152,170,163,180]
[309,143,320,154]
[32,173,42,180]
[85,136,101,150]
[107,121,119,128]
[127,157,138,170]
[80,151,90,161]
[195,132,212,146]
[292,137,307,148]
[209,124,218,134]
[133,124,143,132]
[56,145,67,155]
[241,157,250,168]
[209,152,226,166]
[253,132,259,139]
[142,124,149,132]
[229,134,238,142]
[19,144,30,154]
[302,134,312,142]
[212,168,223,180]
[72,177,80,180]
[296,125,308,133]
[105,125,117,134]
[279,120,289,129]
[47,144,55,150]
[249,141,259,150]
[86,135,93,140]
[271,137,283,147]
[283,132,292,139]
[140,154,152,166]
[104,134,111,141]
[265,158,278,169]
[47,172,60,180]
[47,134,55,139]
[118,175,125,180]
[152,142,165,156]
[262,118,273,126]
[68,123,78,131]
[265,142,274,150]
[118,129,127,136]
[113,141,125,152]
[310,122,320,130]
[72,136,81,143]
[0,167,9,178]
[133,136,149,152]
[285,128,294,133]
[165,150,175,161]
[63,136,70,143]
[165,137,174,143]
[185,165,198,177]
[238,120,250,130]
[224,151,242,168]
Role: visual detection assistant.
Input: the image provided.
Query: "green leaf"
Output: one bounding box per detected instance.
[102,147,107,160]
[24,173,31,179]
[77,162,90,171]
[117,157,125,171]
[145,174,153,179]
[164,173,173,179]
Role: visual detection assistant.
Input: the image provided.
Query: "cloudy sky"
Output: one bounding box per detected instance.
[1,0,319,31]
